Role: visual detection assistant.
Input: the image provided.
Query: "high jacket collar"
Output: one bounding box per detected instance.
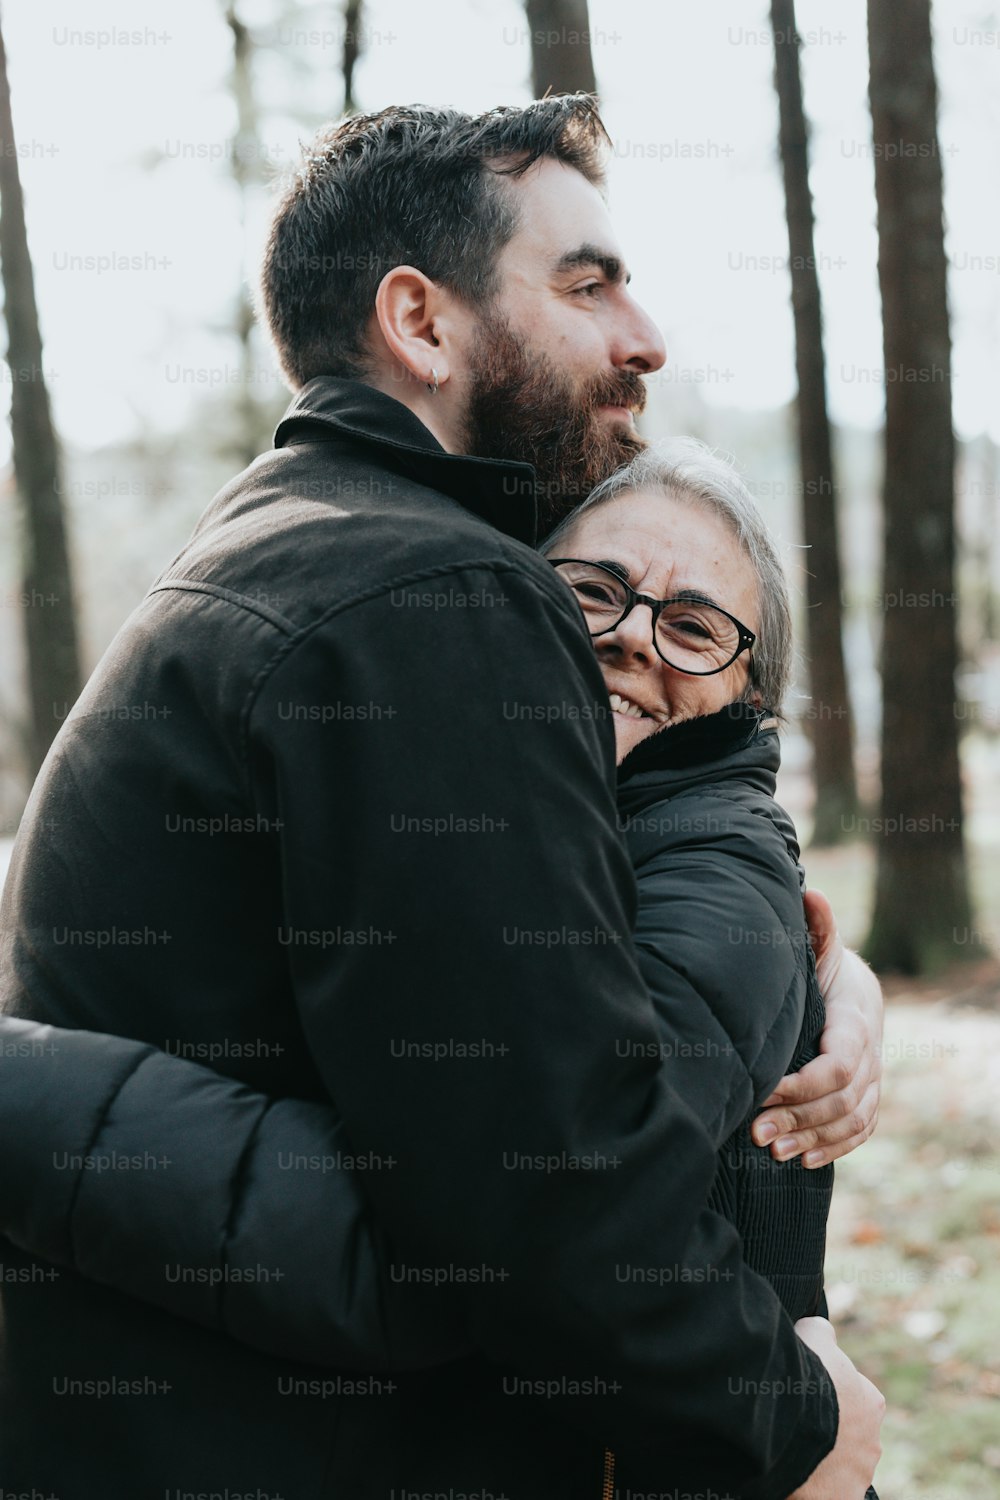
[274,376,539,546]
[616,701,779,800]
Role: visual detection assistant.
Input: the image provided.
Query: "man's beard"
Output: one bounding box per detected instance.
[463,308,648,534]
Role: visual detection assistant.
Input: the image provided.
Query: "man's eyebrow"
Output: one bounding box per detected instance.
[553,245,630,285]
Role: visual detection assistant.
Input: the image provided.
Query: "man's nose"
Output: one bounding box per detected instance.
[613,295,667,374]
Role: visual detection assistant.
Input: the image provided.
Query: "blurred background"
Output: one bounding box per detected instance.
[0,0,998,1492]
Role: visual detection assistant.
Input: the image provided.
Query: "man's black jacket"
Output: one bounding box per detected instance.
[0,378,837,1499]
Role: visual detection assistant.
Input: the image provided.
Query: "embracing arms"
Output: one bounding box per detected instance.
[0,897,877,1364]
[0,559,882,1495]
[753,890,883,1168]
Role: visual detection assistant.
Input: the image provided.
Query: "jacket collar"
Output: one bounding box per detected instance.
[616,702,779,809]
[274,376,539,546]
[615,705,792,859]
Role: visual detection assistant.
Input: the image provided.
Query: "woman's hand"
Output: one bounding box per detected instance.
[751,889,883,1169]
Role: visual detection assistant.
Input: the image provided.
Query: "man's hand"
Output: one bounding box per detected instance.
[751,889,883,1168]
[789,1317,884,1499]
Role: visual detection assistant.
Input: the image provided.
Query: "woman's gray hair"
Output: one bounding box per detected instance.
[541,437,794,715]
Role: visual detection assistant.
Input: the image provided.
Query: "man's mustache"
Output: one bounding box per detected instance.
[586,369,648,416]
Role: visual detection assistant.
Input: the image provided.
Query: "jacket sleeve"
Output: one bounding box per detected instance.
[239,557,838,1496]
[0,1014,469,1371]
[628,794,809,1149]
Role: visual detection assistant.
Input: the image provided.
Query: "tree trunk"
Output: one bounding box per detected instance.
[0,14,81,778]
[770,0,859,845]
[864,0,977,973]
[524,0,597,97]
[223,1,264,469]
[342,0,363,114]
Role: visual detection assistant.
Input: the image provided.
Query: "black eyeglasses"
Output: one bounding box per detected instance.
[549,558,756,677]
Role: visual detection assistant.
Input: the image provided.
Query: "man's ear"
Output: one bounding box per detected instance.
[374,266,452,392]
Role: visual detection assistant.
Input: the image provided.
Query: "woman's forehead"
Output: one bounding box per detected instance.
[569,489,741,567]
[567,489,759,625]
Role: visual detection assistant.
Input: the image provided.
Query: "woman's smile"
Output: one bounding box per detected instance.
[554,487,761,761]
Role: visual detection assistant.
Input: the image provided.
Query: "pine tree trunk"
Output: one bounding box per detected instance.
[342,0,363,114]
[0,16,81,777]
[864,0,977,973]
[770,0,859,845]
[524,0,597,97]
[224,1,264,469]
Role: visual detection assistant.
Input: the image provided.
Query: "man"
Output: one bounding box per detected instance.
[0,97,882,1497]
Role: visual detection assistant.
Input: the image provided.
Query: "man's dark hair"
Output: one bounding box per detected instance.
[259,96,611,389]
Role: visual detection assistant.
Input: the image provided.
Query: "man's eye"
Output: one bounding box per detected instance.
[572,282,602,299]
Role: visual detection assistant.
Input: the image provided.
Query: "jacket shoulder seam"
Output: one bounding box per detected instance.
[148,579,297,636]
[235,555,577,801]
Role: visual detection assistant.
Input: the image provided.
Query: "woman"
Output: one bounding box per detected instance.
[0,439,870,1489]
[544,440,833,1333]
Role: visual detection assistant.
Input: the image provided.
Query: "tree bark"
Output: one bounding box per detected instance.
[224,0,265,469]
[770,0,859,844]
[864,0,977,973]
[524,0,597,98]
[342,0,363,115]
[0,13,81,777]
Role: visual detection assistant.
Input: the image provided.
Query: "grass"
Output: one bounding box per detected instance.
[825,997,1000,1496]
[772,730,1000,1496]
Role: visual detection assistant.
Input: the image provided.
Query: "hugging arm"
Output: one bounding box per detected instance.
[0,1015,467,1370]
[0,787,819,1366]
[752,889,883,1167]
[626,800,812,1152]
[0,799,803,1370]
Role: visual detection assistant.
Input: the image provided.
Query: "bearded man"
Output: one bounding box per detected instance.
[0,97,882,1499]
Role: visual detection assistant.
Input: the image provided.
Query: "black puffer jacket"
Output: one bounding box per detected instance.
[617,706,833,1325]
[1,699,831,1487]
[0,378,836,1499]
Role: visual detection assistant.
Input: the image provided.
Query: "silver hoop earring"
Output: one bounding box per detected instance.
[426,367,439,395]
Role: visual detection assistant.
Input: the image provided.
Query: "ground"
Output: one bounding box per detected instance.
[794,729,1000,1499]
[822,980,1000,1498]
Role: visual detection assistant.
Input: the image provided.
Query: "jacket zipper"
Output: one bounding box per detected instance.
[601,1445,615,1500]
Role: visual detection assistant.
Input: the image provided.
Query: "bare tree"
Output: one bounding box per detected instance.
[223,0,268,468]
[342,0,363,115]
[770,0,858,844]
[0,12,81,778]
[524,0,597,97]
[864,0,978,972]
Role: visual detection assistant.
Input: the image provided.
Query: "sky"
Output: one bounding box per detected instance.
[2,0,999,461]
